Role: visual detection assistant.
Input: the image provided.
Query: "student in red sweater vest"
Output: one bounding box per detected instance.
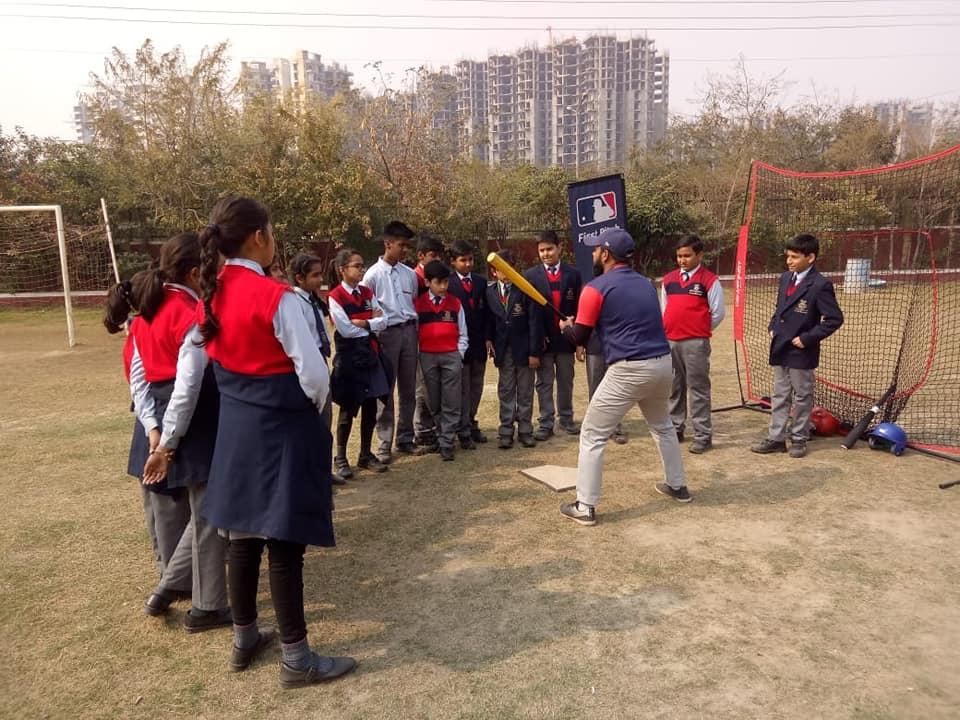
[660,234,725,454]
[415,260,468,461]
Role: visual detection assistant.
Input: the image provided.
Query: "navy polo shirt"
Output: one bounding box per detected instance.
[576,265,670,366]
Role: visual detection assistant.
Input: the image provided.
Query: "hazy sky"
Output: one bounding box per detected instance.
[1,0,958,140]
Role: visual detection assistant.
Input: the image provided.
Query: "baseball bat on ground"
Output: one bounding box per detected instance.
[486,252,565,319]
[939,479,960,490]
[840,384,897,450]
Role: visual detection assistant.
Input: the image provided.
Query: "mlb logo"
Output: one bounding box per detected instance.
[576,192,617,227]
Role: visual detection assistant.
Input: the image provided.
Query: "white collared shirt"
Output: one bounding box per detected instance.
[328,281,388,339]
[794,267,812,285]
[360,257,418,326]
[291,285,331,354]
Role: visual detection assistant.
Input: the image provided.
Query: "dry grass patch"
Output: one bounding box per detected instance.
[1,307,959,719]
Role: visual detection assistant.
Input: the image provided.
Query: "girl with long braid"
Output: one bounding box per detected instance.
[144,197,355,686]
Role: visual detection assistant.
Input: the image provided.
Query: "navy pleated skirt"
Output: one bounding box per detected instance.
[201,363,334,548]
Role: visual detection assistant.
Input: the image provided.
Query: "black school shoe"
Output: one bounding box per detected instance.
[144,588,188,616]
[183,607,232,633]
[229,629,277,672]
[440,446,455,461]
[279,656,357,689]
[498,436,514,449]
[750,439,787,454]
[459,435,477,450]
[470,428,488,444]
[518,434,536,448]
[533,427,554,441]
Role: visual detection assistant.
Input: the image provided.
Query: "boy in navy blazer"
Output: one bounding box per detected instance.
[523,230,583,440]
[448,239,490,449]
[751,233,844,458]
[486,248,543,449]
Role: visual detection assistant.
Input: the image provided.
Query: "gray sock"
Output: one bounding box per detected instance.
[281,638,333,673]
[234,622,259,650]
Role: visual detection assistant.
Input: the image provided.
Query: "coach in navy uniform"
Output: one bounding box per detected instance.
[556,228,691,526]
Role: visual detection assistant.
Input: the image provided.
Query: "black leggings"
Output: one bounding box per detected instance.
[228,537,307,644]
[335,397,378,458]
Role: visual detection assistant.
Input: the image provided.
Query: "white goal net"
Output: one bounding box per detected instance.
[0,204,119,346]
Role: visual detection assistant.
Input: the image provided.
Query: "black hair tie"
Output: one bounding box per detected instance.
[206,223,219,236]
[120,280,133,300]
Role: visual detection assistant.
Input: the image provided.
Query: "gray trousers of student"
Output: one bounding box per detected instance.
[768,365,815,443]
[376,322,419,453]
[497,354,535,438]
[535,351,575,430]
[414,363,436,440]
[577,355,686,508]
[160,484,228,611]
[668,338,713,442]
[459,357,487,438]
[420,351,463,450]
[586,352,623,436]
[144,486,191,589]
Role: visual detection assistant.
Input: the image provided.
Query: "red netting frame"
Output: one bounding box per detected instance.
[734,144,960,457]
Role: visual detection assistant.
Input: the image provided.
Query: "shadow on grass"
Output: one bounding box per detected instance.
[296,458,685,676]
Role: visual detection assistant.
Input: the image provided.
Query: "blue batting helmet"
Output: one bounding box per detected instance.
[867,422,907,456]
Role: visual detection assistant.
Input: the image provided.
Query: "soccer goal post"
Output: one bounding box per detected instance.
[0,204,120,347]
[733,144,960,458]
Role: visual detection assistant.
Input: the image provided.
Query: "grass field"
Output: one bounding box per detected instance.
[2,306,960,719]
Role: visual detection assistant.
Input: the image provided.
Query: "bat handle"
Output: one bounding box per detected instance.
[939,480,960,490]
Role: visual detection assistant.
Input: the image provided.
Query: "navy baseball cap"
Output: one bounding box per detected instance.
[583,227,635,259]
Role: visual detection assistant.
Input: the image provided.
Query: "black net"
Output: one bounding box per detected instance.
[734,145,960,456]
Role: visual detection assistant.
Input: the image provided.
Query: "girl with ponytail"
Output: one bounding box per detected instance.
[126,232,229,629]
[143,196,355,686]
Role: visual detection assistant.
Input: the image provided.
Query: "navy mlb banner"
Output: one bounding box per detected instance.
[567,174,627,282]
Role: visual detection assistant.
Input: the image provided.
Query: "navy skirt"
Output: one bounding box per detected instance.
[148,367,219,489]
[201,363,334,548]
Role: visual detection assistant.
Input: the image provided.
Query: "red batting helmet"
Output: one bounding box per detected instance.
[810,407,840,436]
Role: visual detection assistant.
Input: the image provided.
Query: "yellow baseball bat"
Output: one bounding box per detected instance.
[486,252,565,319]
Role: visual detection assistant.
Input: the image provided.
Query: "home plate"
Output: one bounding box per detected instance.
[520,465,577,492]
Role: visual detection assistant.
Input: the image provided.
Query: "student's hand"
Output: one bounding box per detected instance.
[148,427,161,452]
[558,315,574,331]
[485,340,495,360]
[575,346,586,362]
[770,330,775,339]
[351,319,368,328]
[528,356,540,370]
[143,447,173,485]
[372,308,383,318]
[792,336,805,349]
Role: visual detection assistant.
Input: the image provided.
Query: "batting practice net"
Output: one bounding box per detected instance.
[734,144,960,457]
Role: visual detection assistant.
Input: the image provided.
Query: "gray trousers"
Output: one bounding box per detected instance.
[414,363,436,440]
[376,322,419,453]
[420,351,463,450]
[535,351,576,430]
[144,486,191,589]
[459,357,487,438]
[497,354,535,438]
[161,484,228,611]
[577,355,686,507]
[668,338,713,442]
[768,365,815,443]
[586,352,623,436]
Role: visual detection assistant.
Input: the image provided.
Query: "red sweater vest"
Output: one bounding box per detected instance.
[662,267,718,341]
[328,284,375,323]
[202,264,294,376]
[131,287,199,382]
[415,293,461,353]
[122,333,134,383]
